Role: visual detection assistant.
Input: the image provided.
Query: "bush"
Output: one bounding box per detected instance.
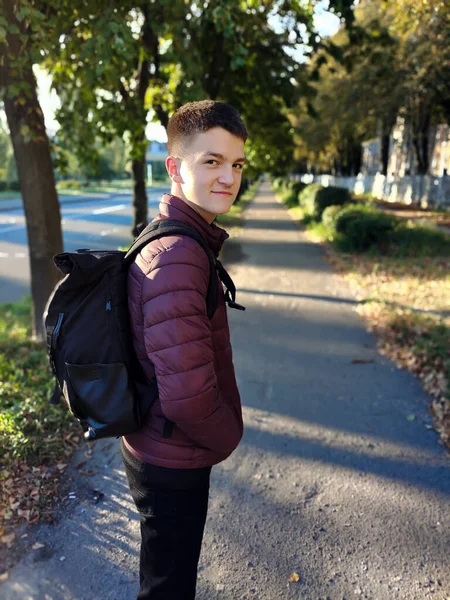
[57,179,82,189]
[271,177,285,191]
[0,181,20,192]
[322,205,344,230]
[299,184,351,220]
[273,179,305,208]
[334,204,399,252]
[391,223,450,257]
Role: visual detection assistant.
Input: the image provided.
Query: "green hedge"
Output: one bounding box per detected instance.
[391,223,450,257]
[57,179,84,189]
[272,178,306,208]
[334,204,398,252]
[0,181,21,192]
[299,184,351,220]
[322,205,345,230]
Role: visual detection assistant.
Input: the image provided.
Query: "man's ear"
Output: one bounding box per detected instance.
[166,156,183,183]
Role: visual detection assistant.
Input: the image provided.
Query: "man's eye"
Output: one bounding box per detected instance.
[206,160,218,165]
[234,164,244,170]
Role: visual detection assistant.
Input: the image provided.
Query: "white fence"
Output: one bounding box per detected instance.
[298,173,450,208]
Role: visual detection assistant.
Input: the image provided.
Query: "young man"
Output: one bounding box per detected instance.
[121,100,247,599]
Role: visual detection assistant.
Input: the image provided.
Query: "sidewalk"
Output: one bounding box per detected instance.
[1,183,449,599]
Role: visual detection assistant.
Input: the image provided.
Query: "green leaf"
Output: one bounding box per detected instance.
[15,7,29,22]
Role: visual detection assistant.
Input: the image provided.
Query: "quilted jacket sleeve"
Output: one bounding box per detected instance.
[140,239,242,454]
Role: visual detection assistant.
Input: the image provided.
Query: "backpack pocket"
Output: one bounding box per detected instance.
[65,362,137,437]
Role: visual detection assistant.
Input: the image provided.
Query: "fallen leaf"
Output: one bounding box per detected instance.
[0,533,15,545]
[0,572,9,582]
[56,463,67,471]
[32,542,45,550]
[17,509,31,521]
[406,414,416,422]
[288,572,300,583]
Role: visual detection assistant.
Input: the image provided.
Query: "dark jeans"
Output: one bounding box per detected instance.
[120,440,211,600]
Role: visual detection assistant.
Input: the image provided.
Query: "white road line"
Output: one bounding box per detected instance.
[0,252,9,258]
[92,204,127,215]
[0,202,128,237]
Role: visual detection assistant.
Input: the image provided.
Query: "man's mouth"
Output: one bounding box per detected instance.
[212,191,233,195]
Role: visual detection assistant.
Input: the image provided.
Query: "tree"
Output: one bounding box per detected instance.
[49,0,356,228]
[386,0,450,174]
[0,0,63,341]
[50,0,179,235]
[295,0,450,177]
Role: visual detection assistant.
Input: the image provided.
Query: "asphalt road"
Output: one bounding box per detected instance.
[0,187,169,305]
[1,183,449,599]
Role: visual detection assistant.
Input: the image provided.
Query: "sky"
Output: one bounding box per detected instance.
[31,3,340,143]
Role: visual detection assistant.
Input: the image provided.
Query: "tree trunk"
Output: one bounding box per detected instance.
[380,133,390,176]
[1,0,63,341]
[379,116,396,176]
[131,141,148,237]
[411,99,431,175]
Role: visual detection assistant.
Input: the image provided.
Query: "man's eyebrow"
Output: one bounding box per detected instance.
[201,152,247,163]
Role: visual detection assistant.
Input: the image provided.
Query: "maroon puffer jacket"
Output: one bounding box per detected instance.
[122,194,244,469]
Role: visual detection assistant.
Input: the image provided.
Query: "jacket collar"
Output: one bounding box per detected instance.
[158,194,229,257]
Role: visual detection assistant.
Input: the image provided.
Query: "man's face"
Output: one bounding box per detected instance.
[173,127,246,222]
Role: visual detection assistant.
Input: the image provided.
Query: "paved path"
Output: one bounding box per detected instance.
[1,183,449,600]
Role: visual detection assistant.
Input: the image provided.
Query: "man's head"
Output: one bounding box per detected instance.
[166,100,248,223]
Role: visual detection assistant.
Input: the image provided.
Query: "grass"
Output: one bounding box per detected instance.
[276,184,450,449]
[0,298,81,532]
[0,297,79,464]
[0,191,21,200]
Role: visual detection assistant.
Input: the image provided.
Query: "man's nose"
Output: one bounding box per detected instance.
[218,165,235,185]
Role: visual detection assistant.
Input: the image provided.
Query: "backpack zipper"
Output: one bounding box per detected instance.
[52,312,64,346]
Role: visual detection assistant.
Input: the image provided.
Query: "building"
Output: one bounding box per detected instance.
[145,141,168,183]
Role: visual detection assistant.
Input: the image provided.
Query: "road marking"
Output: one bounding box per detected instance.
[92,204,127,215]
[0,251,28,258]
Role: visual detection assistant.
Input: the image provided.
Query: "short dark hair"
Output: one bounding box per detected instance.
[167,100,248,156]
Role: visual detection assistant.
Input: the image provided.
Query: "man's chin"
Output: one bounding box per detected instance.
[212,198,236,215]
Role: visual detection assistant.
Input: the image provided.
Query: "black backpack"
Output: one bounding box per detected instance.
[44,218,245,441]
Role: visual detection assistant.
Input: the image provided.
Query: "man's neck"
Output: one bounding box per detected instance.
[170,189,216,224]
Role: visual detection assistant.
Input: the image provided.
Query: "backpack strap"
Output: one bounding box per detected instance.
[216,260,246,312]
[124,219,218,319]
